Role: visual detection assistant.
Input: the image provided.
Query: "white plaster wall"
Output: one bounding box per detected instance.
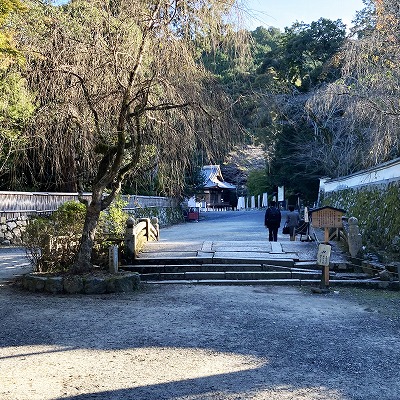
[320,157,400,193]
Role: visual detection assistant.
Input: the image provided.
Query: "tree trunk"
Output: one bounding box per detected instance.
[71,195,102,274]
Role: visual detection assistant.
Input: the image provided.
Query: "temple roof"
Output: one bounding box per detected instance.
[202,165,236,190]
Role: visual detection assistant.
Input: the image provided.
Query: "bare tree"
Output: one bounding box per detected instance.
[17,0,247,273]
[303,0,400,177]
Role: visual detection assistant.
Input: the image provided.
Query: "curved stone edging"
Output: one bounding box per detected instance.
[21,272,141,294]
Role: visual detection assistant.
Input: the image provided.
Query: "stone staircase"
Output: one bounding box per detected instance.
[119,240,399,289]
[121,260,326,285]
[120,260,399,288]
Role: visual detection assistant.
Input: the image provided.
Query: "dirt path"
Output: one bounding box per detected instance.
[1,282,400,400]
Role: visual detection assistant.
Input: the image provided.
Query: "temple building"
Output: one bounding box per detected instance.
[201,165,236,210]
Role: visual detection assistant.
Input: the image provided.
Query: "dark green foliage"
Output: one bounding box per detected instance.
[24,199,131,272]
[251,26,283,70]
[351,0,376,38]
[266,120,323,204]
[259,18,346,90]
[323,182,400,260]
[201,18,347,206]
[246,170,269,196]
[50,201,86,235]
[24,201,86,273]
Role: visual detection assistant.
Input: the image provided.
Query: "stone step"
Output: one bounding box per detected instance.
[143,278,316,286]
[141,279,400,289]
[120,263,325,275]
[133,257,296,267]
[140,270,329,282]
[121,263,289,273]
[294,261,318,269]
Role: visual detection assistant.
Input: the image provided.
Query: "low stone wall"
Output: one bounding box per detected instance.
[0,206,183,246]
[21,272,141,295]
[0,216,28,245]
[0,191,179,245]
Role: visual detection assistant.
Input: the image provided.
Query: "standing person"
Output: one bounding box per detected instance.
[264,201,281,242]
[286,205,300,241]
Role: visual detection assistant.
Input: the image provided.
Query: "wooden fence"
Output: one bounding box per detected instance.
[0,191,92,220]
[0,191,175,220]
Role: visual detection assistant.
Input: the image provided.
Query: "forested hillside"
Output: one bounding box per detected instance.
[1,0,398,206]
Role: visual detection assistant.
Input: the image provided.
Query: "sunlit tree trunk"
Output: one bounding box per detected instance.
[71,194,102,273]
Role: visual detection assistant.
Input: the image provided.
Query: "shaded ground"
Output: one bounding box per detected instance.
[1,282,400,399]
[1,210,399,399]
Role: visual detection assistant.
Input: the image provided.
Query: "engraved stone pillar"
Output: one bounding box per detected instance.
[348,217,362,258]
[109,245,118,273]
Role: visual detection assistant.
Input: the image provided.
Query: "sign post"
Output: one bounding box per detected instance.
[310,206,346,242]
[309,207,345,292]
[317,243,331,289]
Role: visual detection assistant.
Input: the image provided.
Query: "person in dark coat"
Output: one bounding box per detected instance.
[286,205,300,241]
[264,201,281,242]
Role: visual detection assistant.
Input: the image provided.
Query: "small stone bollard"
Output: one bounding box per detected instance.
[124,217,136,264]
[150,217,159,239]
[109,244,118,273]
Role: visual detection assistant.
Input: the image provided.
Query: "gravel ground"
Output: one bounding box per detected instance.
[1,282,400,400]
[1,210,399,399]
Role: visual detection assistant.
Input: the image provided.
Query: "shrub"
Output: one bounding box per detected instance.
[99,195,129,237]
[24,198,183,273]
[24,201,86,273]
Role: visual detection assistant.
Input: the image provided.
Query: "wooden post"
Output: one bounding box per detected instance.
[324,227,330,244]
[321,265,330,288]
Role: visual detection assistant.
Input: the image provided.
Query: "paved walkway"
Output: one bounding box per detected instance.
[0,247,32,282]
[139,210,347,266]
[0,210,347,281]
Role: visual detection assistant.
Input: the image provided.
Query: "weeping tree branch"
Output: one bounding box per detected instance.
[18,0,247,273]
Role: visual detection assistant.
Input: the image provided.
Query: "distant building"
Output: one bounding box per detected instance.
[201,165,236,210]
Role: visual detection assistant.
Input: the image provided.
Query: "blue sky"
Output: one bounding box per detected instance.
[244,0,366,30]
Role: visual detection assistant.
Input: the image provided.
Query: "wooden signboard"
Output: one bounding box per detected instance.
[310,206,346,244]
[310,206,345,229]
